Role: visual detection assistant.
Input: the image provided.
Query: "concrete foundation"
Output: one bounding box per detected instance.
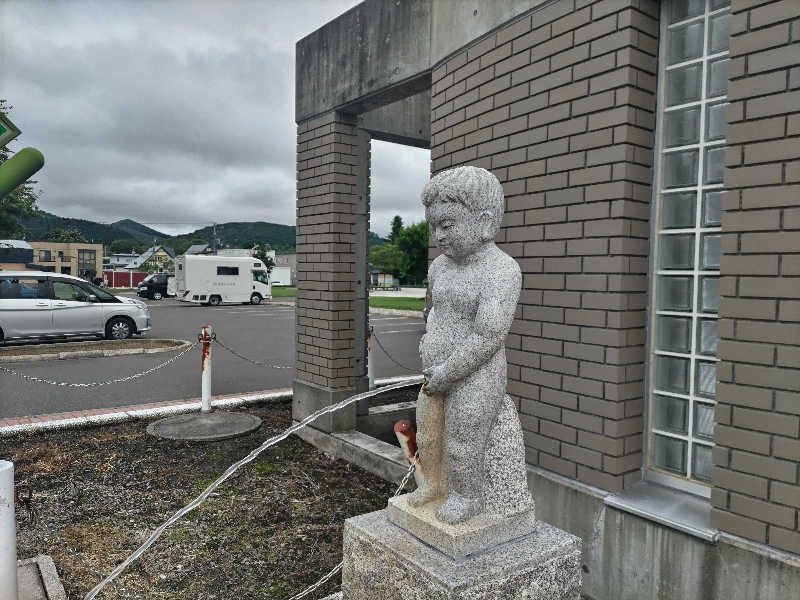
[292,380,358,434]
[300,426,800,600]
[342,509,581,600]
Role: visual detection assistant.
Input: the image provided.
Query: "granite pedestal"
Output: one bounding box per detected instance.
[342,510,582,600]
[387,494,537,560]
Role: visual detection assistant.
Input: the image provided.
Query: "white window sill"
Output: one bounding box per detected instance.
[605,480,719,542]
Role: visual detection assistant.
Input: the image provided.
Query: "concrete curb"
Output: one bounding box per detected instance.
[0,375,423,437]
[0,339,193,363]
[370,307,424,319]
[0,389,291,437]
[17,555,67,600]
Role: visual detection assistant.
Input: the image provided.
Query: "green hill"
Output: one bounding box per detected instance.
[20,211,164,245]
[19,212,389,253]
[110,219,168,243]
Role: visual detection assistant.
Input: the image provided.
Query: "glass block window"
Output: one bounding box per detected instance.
[649,0,730,488]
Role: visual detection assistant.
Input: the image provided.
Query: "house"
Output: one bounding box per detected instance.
[28,241,103,279]
[106,252,140,269]
[275,252,296,285]
[127,245,176,273]
[184,244,210,255]
[294,1,800,598]
[0,240,34,270]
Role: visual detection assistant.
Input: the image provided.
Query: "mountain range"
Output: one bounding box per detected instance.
[20,211,388,253]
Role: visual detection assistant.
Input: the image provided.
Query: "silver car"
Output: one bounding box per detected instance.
[0,271,152,343]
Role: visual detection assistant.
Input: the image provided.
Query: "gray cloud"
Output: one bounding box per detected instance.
[1,0,428,238]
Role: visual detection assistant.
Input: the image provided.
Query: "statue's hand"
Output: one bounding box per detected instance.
[422,364,449,395]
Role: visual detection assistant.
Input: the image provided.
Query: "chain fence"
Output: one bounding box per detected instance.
[371,330,419,372]
[1,323,424,599]
[213,336,294,369]
[0,342,199,387]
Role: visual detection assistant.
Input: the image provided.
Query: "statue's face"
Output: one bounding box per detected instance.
[426,200,483,262]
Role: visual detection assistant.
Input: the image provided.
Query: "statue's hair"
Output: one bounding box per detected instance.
[421,166,504,235]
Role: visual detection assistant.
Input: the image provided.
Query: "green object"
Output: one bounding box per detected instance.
[369,296,425,311]
[0,114,21,147]
[0,147,44,198]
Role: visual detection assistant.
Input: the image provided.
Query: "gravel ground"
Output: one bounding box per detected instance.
[2,401,406,600]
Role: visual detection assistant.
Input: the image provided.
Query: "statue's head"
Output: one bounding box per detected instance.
[421,166,504,262]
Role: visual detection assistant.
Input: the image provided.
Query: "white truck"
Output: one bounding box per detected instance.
[269,266,292,286]
[175,255,271,306]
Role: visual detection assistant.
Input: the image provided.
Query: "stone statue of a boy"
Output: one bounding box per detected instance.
[409,166,527,525]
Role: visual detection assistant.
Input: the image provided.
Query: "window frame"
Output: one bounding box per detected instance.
[217,266,239,276]
[643,0,730,498]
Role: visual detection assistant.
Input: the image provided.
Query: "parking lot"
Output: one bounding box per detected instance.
[0,299,424,419]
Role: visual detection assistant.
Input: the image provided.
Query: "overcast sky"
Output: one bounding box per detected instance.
[0,0,430,237]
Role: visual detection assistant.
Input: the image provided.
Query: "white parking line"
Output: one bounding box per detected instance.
[378,328,426,334]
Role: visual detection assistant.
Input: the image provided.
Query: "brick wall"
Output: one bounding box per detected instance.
[711,0,800,554]
[295,111,361,390]
[429,0,659,493]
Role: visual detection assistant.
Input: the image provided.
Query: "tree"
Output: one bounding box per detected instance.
[44,228,87,243]
[252,243,275,275]
[396,221,429,285]
[109,238,148,254]
[390,215,404,244]
[369,243,406,278]
[0,100,40,238]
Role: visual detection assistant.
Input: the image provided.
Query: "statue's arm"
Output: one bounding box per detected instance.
[426,260,520,391]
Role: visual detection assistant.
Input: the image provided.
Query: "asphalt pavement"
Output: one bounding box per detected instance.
[1,299,424,419]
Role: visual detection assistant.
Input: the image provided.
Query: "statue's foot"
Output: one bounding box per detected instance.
[406,484,440,507]
[436,492,482,524]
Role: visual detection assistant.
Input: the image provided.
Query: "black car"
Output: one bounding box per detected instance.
[137,273,171,300]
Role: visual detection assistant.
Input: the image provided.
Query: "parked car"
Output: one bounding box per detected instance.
[137,272,173,300]
[0,271,152,342]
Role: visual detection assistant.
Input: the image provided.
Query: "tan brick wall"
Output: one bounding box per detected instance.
[711,0,800,554]
[295,111,362,390]
[429,0,659,493]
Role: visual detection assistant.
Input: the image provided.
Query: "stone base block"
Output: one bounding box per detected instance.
[342,510,582,600]
[387,494,536,559]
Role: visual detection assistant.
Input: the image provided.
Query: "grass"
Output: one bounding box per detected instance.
[368,296,425,311]
[270,286,424,311]
[271,286,296,297]
[4,402,401,600]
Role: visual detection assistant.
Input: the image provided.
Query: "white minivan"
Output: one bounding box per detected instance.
[0,271,152,343]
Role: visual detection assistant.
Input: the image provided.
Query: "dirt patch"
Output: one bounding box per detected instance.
[2,402,402,599]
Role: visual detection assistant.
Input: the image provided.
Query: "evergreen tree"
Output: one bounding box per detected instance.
[389,215,404,244]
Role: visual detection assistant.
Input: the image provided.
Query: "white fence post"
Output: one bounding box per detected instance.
[0,461,18,600]
[200,325,213,413]
[367,325,375,390]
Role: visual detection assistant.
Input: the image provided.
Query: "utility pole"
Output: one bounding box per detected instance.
[211,223,217,254]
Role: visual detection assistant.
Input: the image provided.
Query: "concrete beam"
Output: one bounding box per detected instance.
[295,0,550,122]
[358,89,431,149]
[295,0,432,122]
